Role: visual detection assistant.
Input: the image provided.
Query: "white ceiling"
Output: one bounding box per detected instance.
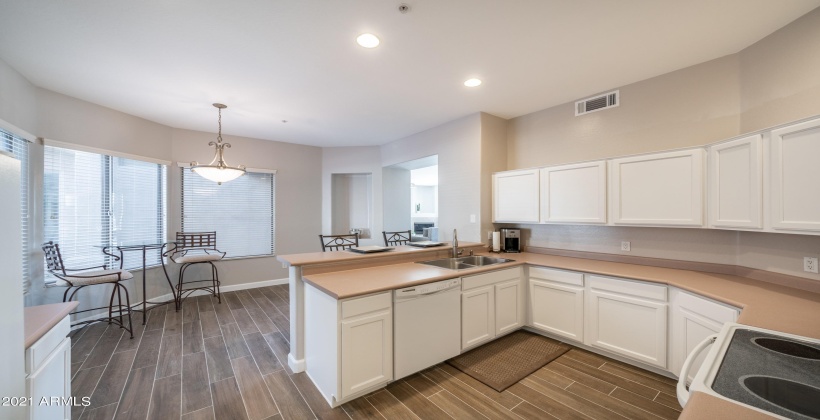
[0,1,818,147]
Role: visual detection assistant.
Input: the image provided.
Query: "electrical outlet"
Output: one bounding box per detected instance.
[805,257,819,274]
[621,241,631,252]
[488,231,493,240]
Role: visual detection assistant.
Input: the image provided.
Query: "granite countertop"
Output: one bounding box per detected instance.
[24,302,78,348]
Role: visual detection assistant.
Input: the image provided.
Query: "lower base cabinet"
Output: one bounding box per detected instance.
[529,267,585,342]
[670,289,739,380]
[461,267,524,350]
[584,275,668,369]
[305,286,392,406]
[26,315,72,420]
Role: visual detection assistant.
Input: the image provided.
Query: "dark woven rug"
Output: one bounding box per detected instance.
[446,331,570,392]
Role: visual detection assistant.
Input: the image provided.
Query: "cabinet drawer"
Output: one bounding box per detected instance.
[462,267,522,291]
[529,266,583,287]
[587,275,667,301]
[341,292,391,320]
[25,315,70,375]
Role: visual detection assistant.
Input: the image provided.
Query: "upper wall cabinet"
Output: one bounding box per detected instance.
[609,149,705,227]
[708,135,763,230]
[493,169,540,223]
[769,118,820,234]
[540,161,607,224]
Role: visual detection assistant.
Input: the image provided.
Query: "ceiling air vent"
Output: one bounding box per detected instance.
[575,90,619,116]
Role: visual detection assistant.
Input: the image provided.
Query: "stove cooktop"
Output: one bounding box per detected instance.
[712,328,820,420]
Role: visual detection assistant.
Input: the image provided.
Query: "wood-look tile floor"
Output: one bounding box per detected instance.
[70,285,682,420]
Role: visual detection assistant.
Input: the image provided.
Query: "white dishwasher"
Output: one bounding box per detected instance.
[393,278,461,380]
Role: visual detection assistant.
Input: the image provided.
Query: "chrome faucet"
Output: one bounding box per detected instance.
[452,229,463,258]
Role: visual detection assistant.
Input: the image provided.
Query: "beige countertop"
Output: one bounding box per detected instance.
[24,302,78,348]
[304,251,820,339]
[276,242,484,267]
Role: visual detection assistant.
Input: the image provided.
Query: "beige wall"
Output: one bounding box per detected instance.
[381,113,483,242]
[739,7,820,132]
[321,146,383,247]
[479,113,508,243]
[0,59,37,137]
[507,54,741,169]
[504,8,820,281]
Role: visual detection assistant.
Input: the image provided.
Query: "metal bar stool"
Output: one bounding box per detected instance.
[383,230,412,246]
[42,241,134,338]
[165,232,226,309]
[319,233,359,251]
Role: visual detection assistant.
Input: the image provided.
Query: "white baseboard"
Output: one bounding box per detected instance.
[69,278,288,330]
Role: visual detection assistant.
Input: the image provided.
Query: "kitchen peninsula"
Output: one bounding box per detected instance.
[278,244,820,416]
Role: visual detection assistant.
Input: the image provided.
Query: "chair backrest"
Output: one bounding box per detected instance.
[176,231,218,251]
[42,241,66,275]
[319,233,359,251]
[383,230,411,246]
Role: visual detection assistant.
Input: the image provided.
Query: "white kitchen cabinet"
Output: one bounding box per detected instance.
[462,286,495,349]
[670,289,738,381]
[25,315,71,420]
[609,149,705,227]
[462,267,523,350]
[304,287,392,406]
[493,169,540,223]
[585,275,668,368]
[769,118,820,234]
[708,135,763,230]
[495,278,526,336]
[528,267,585,343]
[340,310,392,398]
[540,161,607,224]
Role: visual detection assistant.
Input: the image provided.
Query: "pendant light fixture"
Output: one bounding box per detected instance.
[191,103,246,185]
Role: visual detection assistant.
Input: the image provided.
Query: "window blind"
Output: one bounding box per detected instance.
[43,146,167,282]
[1,130,30,294]
[181,168,275,258]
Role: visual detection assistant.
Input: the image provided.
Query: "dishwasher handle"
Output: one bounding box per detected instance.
[394,285,460,302]
[677,334,717,407]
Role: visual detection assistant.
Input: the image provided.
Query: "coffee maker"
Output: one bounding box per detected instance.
[499,228,521,253]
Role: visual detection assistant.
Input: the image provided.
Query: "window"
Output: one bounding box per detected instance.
[1,129,30,294]
[181,167,275,258]
[43,145,167,281]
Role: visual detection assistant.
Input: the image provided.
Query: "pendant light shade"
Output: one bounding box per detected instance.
[191,103,246,185]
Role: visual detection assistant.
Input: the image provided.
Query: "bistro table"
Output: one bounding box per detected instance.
[98,241,177,325]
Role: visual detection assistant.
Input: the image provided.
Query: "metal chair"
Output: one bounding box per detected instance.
[319,233,359,251]
[383,230,411,246]
[42,241,134,338]
[164,232,225,309]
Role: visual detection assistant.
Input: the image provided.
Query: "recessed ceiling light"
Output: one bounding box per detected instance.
[356,33,380,48]
[464,78,482,87]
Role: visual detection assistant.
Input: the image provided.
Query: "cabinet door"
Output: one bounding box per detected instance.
[493,169,540,223]
[462,286,495,349]
[540,161,607,224]
[27,338,71,420]
[670,290,738,380]
[708,135,763,229]
[586,290,668,368]
[495,278,525,336]
[530,279,584,342]
[609,149,705,227]
[770,118,820,233]
[340,309,392,399]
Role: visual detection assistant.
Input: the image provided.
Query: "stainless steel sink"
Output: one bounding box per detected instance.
[417,255,515,270]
